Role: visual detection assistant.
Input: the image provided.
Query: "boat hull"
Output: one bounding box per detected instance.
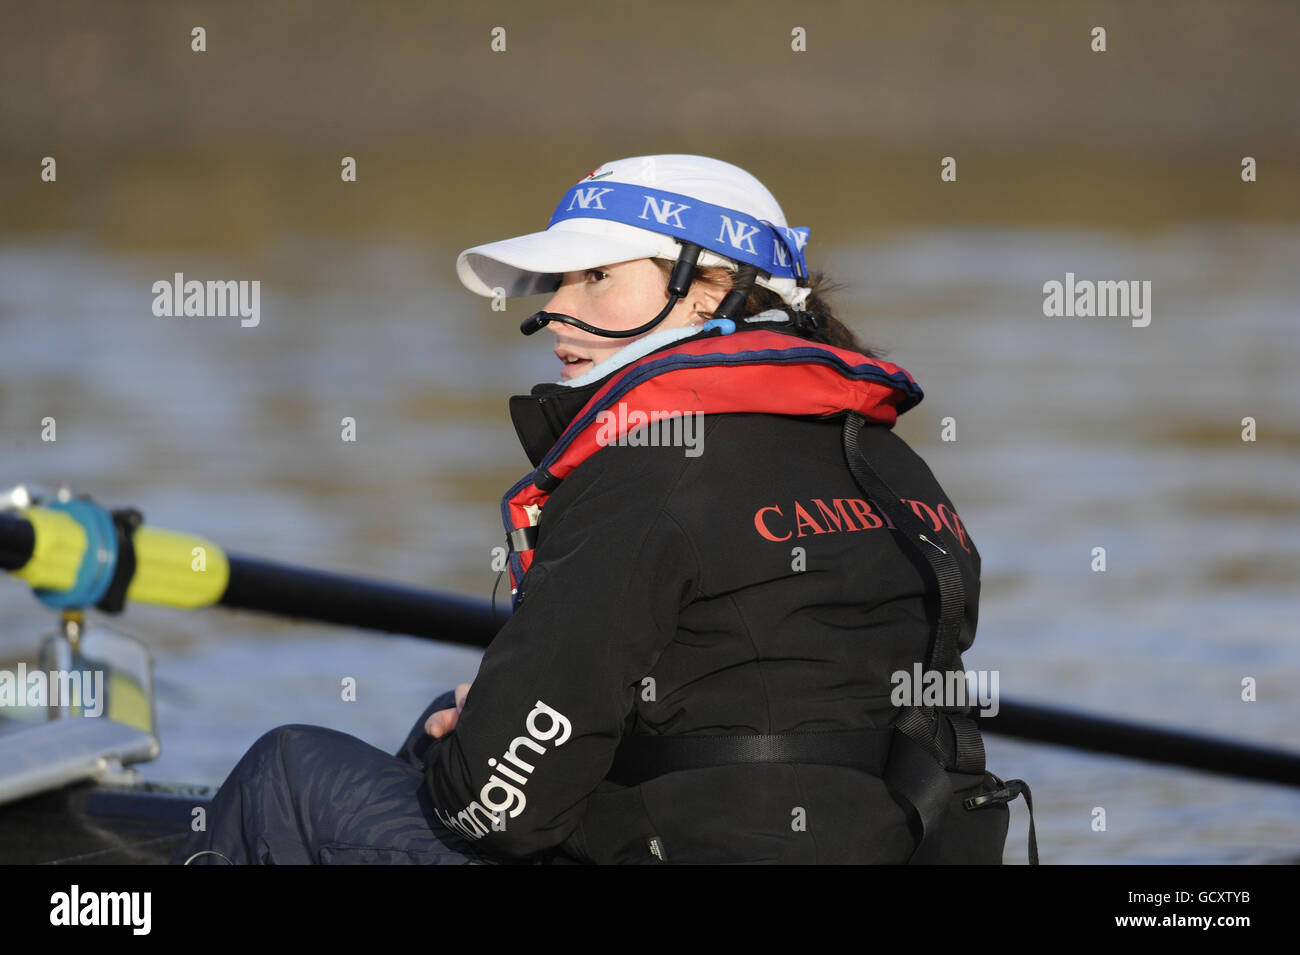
[0,779,215,865]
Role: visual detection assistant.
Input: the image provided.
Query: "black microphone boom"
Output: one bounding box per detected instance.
[518,242,704,339]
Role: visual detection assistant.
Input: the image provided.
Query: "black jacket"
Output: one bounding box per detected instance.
[424,341,981,863]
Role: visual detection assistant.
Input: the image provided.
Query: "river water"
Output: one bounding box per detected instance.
[2,224,1297,863]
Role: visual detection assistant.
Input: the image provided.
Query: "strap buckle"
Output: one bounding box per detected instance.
[962,775,1039,865]
[963,785,1017,811]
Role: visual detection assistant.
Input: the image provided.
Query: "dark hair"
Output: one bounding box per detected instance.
[652,259,882,358]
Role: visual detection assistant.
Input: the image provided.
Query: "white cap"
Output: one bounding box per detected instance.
[456,154,809,307]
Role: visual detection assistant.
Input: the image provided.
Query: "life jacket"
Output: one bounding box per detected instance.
[499,325,924,608]
[498,322,1039,864]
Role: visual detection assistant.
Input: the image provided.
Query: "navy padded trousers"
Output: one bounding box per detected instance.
[171,690,495,865]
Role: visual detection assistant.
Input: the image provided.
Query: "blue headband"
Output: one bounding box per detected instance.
[546,181,811,280]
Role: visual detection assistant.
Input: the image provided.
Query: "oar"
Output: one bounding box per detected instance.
[3,507,1299,788]
[0,510,504,647]
[983,701,1300,787]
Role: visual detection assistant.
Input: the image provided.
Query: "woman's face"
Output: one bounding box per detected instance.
[541,257,725,381]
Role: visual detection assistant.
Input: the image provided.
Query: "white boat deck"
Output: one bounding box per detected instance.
[0,717,159,807]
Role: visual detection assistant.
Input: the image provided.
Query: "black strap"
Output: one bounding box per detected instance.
[841,412,965,675]
[965,776,1040,866]
[606,712,1006,861]
[843,414,1037,864]
[607,715,977,787]
[96,508,143,614]
[841,412,997,860]
[607,728,896,788]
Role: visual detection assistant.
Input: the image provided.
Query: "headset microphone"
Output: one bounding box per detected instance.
[518,312,554,335]
[521,242,703,338]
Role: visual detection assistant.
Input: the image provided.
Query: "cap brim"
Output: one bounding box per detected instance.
[456,221,669,298]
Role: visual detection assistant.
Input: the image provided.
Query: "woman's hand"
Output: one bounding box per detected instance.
[425,682,472,738]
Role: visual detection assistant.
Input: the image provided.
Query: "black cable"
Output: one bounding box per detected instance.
[520,242,702,337]
[713,264,760,322]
